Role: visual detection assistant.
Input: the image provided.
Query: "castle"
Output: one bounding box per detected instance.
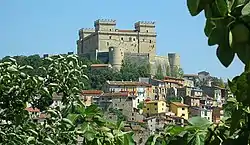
[77,19,180,74]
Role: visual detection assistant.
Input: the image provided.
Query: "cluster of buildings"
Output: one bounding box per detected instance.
[22,19,231,144]
[23,71,228,144]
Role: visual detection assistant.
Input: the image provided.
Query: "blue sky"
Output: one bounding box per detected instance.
[0,0,243,80]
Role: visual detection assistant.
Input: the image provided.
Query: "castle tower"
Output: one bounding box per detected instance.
[94,19,116,32]
[109,46,123,71]
[168,53,181,72]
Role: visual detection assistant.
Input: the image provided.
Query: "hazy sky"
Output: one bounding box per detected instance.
[0,0,243,80]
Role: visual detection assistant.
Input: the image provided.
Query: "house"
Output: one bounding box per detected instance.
[81,90,103,106]
[164,76,184,88]
[170,102,189,120]
[189,107,213,122]
[183,78,194,88]
[184,96,200,107]
[143,100,168,117]
[103,81,152,108]
[183,74,199,87]
[94,92,143,122]
[198,71,210,82]
[139,77,167,100]
[201,86,224,106]
[191,88,203,97]
[177,87,192,98]
[212,107,224,124]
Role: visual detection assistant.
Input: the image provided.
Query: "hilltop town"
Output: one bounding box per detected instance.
[0,19,231,145]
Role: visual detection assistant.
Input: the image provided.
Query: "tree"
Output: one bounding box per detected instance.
[171,66,184,78]
[165,65,171,76]
[0,55,134,144]
[155,65,164,80]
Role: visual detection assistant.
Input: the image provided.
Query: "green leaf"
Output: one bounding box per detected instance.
[62,118,74,126]
[27,136,35,144]
[7,66,18,72]
[216,44,235,68]
[99,126,111,132]
[204,19,216,37]
[215,0,228,16]
[230,109,243,135]
[67,114,79,124]
[187,0,201,16]
[123,132,135,145]
[44,138,55,145]
[188,117,212,128]
[242,1,250,15]
[235,43,250,65]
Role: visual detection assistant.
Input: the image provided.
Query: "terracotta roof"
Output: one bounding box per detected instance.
[91,64,112,67]
[107,81,152,87]
[164,80,183,85]
[164,76,184,81]
[25,107,40,112]
[171,102,189,107]
[102,92,129,97]
[81,90,103,95]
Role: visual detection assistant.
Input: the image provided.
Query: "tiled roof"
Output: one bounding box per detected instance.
[164,76,184,81]
[107,81,152,87]
[102,92,129,97]
[171,102,189,107]
[25,107,40,112]
[81,90,103,95]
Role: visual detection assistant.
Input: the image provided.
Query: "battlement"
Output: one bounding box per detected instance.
[94,19,116,26]
[80,28,95,32]
[135,21,156,27]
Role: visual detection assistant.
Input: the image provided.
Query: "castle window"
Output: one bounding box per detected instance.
[109,36,112,39]
[121,37,124,41]
[150,40,152,43]
[129,37,132,41]
[133,38,136,41]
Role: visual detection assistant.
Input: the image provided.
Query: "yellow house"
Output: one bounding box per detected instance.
[170,102,189,120]
[143,100,167,117]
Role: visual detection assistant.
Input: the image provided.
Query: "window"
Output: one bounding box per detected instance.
[102,98,104,100]
[182,114,185,116]
[149,40,152,43]
[182,108,185,110]
[132,113,134,116]
[107,42,109,46]
[162,103,164,106]
[110,29,112,31]
[129,37,132,41]
[162,108,164,111]
[138,99,139,103]
[147,108,149,110]
[109,36,112,39]
[132,118,134,120]
[121,37,124,40]
[120,98,121,102]
[155,108,157,110]
[154,103,157,106]
[146,30,149,32]
[133,38,136,41]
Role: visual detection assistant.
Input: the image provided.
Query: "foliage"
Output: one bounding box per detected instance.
[171,66,184,78]
[0,55,134,144]
[155,65,164,80]
[146,117,212,145]
[137,101,144,110]
[211,77,225,88]
[109,108,127,123]
[166,96,183,103]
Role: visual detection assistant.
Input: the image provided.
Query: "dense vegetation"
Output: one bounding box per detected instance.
[0,55,134,144]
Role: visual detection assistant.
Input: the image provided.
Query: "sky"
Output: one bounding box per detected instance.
[0,0,244,80]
